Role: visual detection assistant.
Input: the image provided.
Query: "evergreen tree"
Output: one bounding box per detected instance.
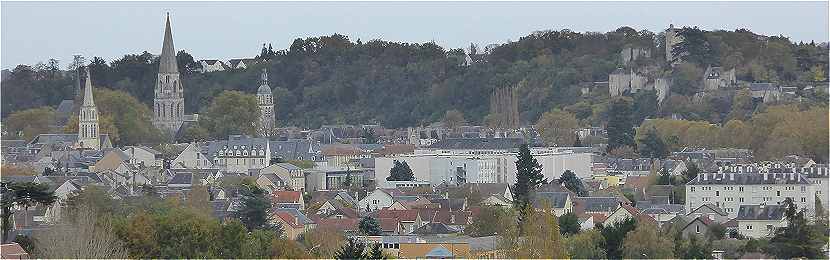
[514,143,547,223]
[606,98,635,152]
[235,181,274,231]
[559,170,587,196]
[637,127,669,159]
[368,243,385,259]
[386,160,414,181]
[335,238,368,259]
[558,212,581,235]
[600,217,637,259]
[358,216,382,236]
[672,26,716,66]
[767,198,824,259]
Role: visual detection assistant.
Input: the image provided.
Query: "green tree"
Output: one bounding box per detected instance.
[671,63,704,96]
[368,243,385,259]
[358,216,382,236]
[360,128,378,144]
[386,160,414,181]
[536,108,579,146]
[199,90,260,139]
[600,217,637,259]
[514,144,547,212]
[465,206,515,237]
[235,181,274,231]
[1,181,57,241]
[4,107,55,141]
[512,203,567,258]
[178,125,209,143]
[335,238,368,259]
[558,212,580,236]
[767,197,825,259]
[565,229,606,259]
[622,221,675,259]
[217,219,247,258]
[637,127,669,159]
[632,90,658,125]
[683,162,701,181]
[559,170,587,196]
[672,26,715,65]
[241,229,276,259]
[606,98,635,152]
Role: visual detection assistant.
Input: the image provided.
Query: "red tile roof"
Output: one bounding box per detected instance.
[273,211,303,228]
[378,209,419,222]
[379,218,401,232]
[271,191,302,204]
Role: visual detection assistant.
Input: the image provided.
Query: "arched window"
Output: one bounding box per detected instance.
[162,104,166,118]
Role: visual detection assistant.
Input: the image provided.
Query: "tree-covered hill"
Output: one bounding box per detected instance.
[2,26,827,129]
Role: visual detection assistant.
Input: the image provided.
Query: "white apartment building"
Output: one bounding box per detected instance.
[376,138,592,187]
[205,135,271,174]
[686,171,815,219]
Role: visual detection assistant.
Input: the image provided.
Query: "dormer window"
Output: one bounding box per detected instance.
[235,150,241,157]
[243,150,248,156]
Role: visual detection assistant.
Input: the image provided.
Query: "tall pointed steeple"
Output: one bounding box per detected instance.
[159,12,179,74]
[153,12,185,136]
[78,66,100,150]
[82,67,95,106]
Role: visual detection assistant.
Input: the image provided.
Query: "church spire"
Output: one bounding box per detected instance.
[82,66,95,107]
[159,12,179,74]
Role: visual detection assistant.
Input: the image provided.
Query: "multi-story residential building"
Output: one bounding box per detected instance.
[686,171,815,219]
[260,163,305,192]
[205,135,271,174]
[375,138,593,188]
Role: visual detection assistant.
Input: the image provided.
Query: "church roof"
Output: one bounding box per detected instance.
[257,69,272,95]
[82,67,95,106]
[158,13,179,74]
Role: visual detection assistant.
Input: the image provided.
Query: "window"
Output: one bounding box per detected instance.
[777,191,781,196]
[801,186,806,192]
[801,197,806,203]
[691,187,695,192]
[716,191,720,197]
[739,197,744,202]
[372,199,379,205]
[696,225,700,233]
[739,187,744,192]
[746,225,753,230]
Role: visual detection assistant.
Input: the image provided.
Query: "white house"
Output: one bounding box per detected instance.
[197,60,227,73]
[123,146,163,167]
[736,204,787,239]
[358,189,398,212]
[171,143,214,169]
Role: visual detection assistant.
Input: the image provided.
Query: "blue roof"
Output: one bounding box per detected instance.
[425,246,453,257]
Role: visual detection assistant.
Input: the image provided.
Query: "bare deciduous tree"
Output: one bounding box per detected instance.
[34,204,128,258]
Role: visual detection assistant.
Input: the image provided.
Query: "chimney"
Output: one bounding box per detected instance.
[763,171,768,181]
[729,172,734,181]
[703,172,708,181]
[789,172,795,181]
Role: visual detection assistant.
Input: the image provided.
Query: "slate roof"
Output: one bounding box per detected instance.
[427,138,525,150]
[205,135,269,158]
[736,205,785,221]
[274,162,300,171]
[577,197,621,213]
[269,139,322,161]
[532,192,570,208]
[413,222,458,235]
[688,172,811,185]
[690,204,728,216]
[168,172,193,185]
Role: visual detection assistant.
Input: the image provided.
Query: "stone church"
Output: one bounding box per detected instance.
[257,68,276,137]
[152,13,196,137]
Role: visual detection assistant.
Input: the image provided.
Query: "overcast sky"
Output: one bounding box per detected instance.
[2,1,828,69]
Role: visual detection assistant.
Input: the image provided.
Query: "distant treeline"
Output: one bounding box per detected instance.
[2,27,828,129]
